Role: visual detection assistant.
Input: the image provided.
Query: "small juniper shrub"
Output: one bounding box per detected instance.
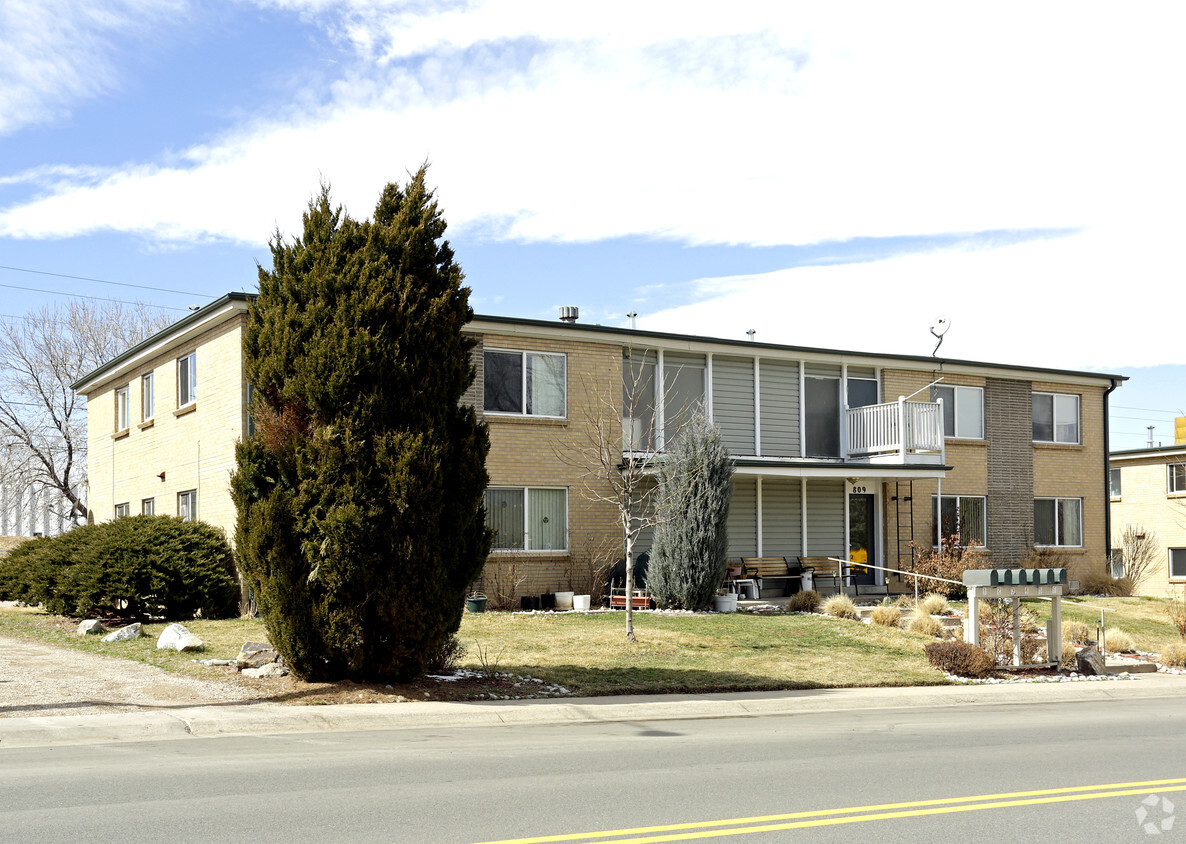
[907,613,943,637]
[821,594,859,620]
[917,592,948,616]
[1106,629,1137,654]
[1063,621,1092,645]
[870,605,901,628]
[787,589,820,613]
[1160,642,1186,668]
[925,641,995,678]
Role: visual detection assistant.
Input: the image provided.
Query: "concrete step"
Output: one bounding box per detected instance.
[1106,658,1159,674]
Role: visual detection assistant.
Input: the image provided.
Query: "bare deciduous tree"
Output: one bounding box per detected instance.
[0,300,172,527]
[1117,524,1159,589]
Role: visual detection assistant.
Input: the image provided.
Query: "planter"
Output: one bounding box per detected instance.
[540,593,556,610]
[520,595,540,611]
[466,595,487,613]
[572,594,591,611]
[713,593,738,613]
[555,591,575,610]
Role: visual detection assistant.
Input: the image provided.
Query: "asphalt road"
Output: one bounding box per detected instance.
[2,696,1183,842]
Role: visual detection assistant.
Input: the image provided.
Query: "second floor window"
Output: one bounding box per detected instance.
[178,353,197,406]
[483,350,566,417]
[142,372,154,421]
[115,386,129,431]
[1170,464,1186,494]
[1033,392,1079,444]
[932,385,984,439]
[1110,467,1122,498]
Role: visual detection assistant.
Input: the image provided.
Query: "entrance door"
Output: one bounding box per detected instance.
[848,493,877,586]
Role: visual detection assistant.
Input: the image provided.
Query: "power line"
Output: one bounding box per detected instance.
[1113,404,1185,415]
[0,263,204,297]
[0,281,191,312]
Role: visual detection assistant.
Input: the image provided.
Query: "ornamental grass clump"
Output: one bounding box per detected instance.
[1062,621,1092,645]
[870,605,901,628]
[786,590,820,614]
[821,594,859,620]
[917,592,948,616]
[907,613,943,638]
[1106,629,1137,654]
[924,641,995,679]
[1060,643,1079,671]
[1160,642,1186,668]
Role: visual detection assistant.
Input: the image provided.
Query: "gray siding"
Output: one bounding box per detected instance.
[986,378,1034,566]
[806,479,845,556]
[848,366,876,379]
[805,361,841,378]
[726,477,758,560]
[761,478,802,558]
[713,356,756,455]
[759,358,799,457]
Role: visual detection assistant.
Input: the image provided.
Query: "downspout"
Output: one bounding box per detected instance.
[1104,378,1120,575]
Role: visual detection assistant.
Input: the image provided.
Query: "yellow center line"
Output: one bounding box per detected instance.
[475,778,1186,844]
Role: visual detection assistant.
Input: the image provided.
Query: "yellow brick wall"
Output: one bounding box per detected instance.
[1110,456,1186,597]
[86,315,247,542]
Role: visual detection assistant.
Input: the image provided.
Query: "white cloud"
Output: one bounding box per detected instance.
[0,0,186,135]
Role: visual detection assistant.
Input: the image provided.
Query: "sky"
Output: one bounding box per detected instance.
[1,1,1183,450]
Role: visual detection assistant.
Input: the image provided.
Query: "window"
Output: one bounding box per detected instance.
[1034,497,1082,546]
[1110,467,1122,498]
[178,489,197,522]
[805,376,841,458]
[1169,464,1186,494]
[1033,392,1079,443]
[847,378,879,409]
[178,353,197,406]
[484,487,567,551]
[932,385,984,439]
[1171,549,1186,580]
[115,386,130,431]
[142,372,154,421]
[622,351,657,451]
[1110,548,1124,578]
[141,498,155,516]
[663,357,706,445]
[114,503,130,518]
[932,495,986,547]
[483,350,566,417]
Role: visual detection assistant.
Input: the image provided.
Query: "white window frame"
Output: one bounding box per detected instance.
[1033,392,1080,444]
[115,386,130,431]
[178,489,197,522]
[178,353,197,407]
[484,486,569,552]
[1034,497,1083,547]
[482,349,567,418]
[142,371,155,421]
[1170,548,1186,581]
[114,503,130,519]
[1168,464,1186,494]
[141,498,155,516]
[1109,467,1122,499]
[931,494,987,548]
[932,385,984,439]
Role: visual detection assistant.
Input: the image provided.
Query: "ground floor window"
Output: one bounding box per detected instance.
[1110,548,1124,578]
[1171,548,1186,580]
[484,487,567,551]
[178,490,197,522]
[1034,497,1082,547]
[142,498,155,516]
[114,503,129,518]
[932,495,986,547]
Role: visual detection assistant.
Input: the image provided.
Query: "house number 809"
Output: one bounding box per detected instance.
[851,486,868,494]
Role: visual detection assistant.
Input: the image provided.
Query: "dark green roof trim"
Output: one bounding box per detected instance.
[70,292,253,391]
[1110,444,1186,458]
[471,313,1128,384]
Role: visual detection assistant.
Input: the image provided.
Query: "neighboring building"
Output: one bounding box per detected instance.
[74,295,1123,597]
[0,482,75,538]
[1109,427,1186,597]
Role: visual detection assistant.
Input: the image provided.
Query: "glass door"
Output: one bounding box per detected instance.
[848,493,877,586]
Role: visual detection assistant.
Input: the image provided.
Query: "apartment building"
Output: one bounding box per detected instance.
[75,296,1122,597]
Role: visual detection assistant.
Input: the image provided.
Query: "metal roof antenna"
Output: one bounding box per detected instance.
[627,311,638,330]
[930,315,950,357]
[746,329,756,342]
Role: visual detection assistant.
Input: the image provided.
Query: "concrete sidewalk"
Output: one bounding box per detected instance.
[2,671,1183,748]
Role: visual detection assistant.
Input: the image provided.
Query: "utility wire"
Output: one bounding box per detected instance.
[0,263,203,297]
[0,281,191,312]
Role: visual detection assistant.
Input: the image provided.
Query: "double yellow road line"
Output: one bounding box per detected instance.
[479,777,1186,843]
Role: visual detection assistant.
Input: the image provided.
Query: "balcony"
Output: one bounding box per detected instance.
[845,399,945,465]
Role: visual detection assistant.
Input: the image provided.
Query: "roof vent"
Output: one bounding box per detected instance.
[559,306,579,323]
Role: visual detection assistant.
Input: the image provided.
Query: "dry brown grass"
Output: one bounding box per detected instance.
[870,605,901,628]
[907,614,943,637]
[1161,642,1186,668]
[1062,620,1092,645]
[917,593,948,616]
[1105,629,1137,653]
[822,594,859,620]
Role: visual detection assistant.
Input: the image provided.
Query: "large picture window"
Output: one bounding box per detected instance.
[932,385,984,439]
[1033,392,1079,443]
[1034,497,1082,546]
[1171,549,1186,580]
[483,350,566,417]
[932,495,986,547]
[484,487,568,551]
[1169,464,1186,494]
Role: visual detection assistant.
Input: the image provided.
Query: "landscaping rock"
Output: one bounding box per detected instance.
[242,662,288,678]
[1076,646,1107,676]
[235,641,279,668]
[102,622,142,642]
[77,620,105,636]
[156,623,204,652]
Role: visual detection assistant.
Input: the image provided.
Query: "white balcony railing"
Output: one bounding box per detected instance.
[846,398,945,461]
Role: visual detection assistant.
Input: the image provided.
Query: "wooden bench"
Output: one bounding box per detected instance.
[797,557,854,594]
[741,557,805,598]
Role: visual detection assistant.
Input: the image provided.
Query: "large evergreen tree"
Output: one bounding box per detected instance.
[647,412,733,610]
[231,168,491,682]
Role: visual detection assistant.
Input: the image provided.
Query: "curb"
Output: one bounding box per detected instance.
[3,672,1184,748]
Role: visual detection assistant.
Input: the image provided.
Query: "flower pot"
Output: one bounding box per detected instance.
[713,593,738,613]
[466,596,487,613]
[520,595,540,611]
[555,591,574,610]
[572,594,591,611]
[540,593,556,610]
